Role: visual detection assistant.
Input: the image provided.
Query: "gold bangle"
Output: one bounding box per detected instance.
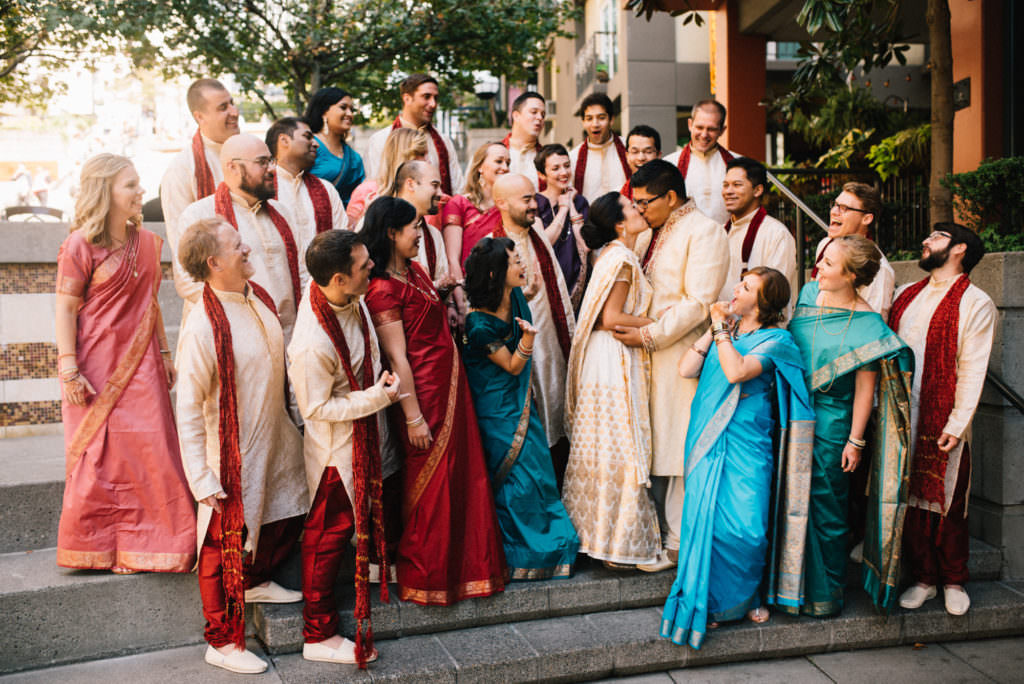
[691,345,707,358]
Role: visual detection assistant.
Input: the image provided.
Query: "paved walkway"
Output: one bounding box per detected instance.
[2,636,1021,683]
[599,636,1024,683]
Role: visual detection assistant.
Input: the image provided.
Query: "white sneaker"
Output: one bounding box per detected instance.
[944,585,971,615]
[898,584,937,609]
[303,638,378,664]
[244,581,302,604]
[204,644,268,674]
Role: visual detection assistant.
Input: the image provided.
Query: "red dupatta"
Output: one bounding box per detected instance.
[201,280,279,648]
[214,182,303,304]
[889,274,971,513]
[272,172,334,234]
[676,143,734,177]
[192,130,217,199]
[573,134,631,194]
[724,206,768,264]
[492,223,571,360]
[308,284,388,667]
[392,117,454,196]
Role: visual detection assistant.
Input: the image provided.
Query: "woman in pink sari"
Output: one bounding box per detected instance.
[441,141,509,270]
[55,153,196,573]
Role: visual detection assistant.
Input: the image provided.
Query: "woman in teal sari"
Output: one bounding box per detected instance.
[304,87,366,205]
[789,235,914,617]
[661,267,815,649]
[462,237,580,579]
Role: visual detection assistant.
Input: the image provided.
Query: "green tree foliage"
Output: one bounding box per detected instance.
[941,157,1024,251]
[866,123,930,181]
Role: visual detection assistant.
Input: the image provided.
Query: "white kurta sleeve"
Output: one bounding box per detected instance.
[445,136,465,195]
[944,294,997,438]
[289,345,392,423]
[175,325,223,502]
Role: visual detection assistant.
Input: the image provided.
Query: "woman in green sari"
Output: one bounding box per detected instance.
[789,235,914,616]
[462,237,580,579]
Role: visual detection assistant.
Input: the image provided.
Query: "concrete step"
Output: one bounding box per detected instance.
[0,434,65,553]
[266,579,1024,683]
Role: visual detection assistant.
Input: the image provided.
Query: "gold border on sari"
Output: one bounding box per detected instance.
[397,575,504,605]
[56,548,194,572]
[493,365,534,488]
[405,350,460,515]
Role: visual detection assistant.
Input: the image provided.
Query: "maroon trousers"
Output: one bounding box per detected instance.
[903,443,971,586]
[198,510,303,648]
[302,467,355,643]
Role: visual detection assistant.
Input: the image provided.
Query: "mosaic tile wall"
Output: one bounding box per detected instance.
[0,343,58,380]
[0,400,61,428]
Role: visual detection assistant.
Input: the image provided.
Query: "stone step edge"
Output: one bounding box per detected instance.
[266,580,1024,683]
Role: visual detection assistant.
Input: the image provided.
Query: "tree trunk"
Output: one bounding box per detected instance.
[927,0,954,225]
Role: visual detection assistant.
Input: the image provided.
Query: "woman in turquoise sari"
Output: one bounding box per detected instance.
[789,235,914,617]
[304,87,365,205]
[462,237,580,579]
[661,267,815,649]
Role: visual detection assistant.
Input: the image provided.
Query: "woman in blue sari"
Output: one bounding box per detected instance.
[788,235,914,617]
[462,237,580,579]
[661,267,815,650]
[304,87,366,205]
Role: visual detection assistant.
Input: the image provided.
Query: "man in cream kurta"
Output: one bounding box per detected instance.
[569,92,629,202]
[389,160,451,284]
[504,91,547,191]
[812,182,895,318]
[720,158,797,309]
[177,134,311,345]
[663,100,733,225]
[174,218,308,674]
[490,174,575,447]
[288,230,400,664]
[161,79,240,263]
[614,160,729,571]
[365,74,464,195]
[894,224,995,617]
[267,116,349,234]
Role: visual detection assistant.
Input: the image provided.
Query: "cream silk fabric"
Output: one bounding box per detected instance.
[365,117,465,193]
[275,165,349,233]
[569,138,628,203]
[720,209,798,316]
[663,145,733,225]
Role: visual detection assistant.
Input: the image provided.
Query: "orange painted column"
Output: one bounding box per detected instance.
[950,0,1003,172]
[709,0,767,160]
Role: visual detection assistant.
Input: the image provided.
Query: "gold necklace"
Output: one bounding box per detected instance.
[389,265,438,303]
[810,303,855,392]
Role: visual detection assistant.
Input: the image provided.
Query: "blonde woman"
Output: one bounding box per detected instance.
[55,153,196,573]
[346,127,429,225]
[441,141,510,271]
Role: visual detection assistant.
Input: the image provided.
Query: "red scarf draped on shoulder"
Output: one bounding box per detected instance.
[215,182,303,305]
[202,280,279,649]
[418,218,438,279]
[492,223,571,359]
[888,274,971,513]
[573,134,631,194]
[620,179,633,199]
[724,206,768,265]
[676,144,734,178]
[272,173,334,234]
[393,117,453,196]
[308,284,388,667]
[192,130,217,199]
[502,133,546,191]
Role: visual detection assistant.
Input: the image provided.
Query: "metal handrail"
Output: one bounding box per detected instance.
[986,370,1024,416]
[765,170,829,289]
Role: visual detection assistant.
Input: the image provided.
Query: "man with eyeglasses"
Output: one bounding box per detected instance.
[891,223,995,617]
[178,134,309,344]
[811,182,895,319]
[613,159,729,573]
[267,116,349,242]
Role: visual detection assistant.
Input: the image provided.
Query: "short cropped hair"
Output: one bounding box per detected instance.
[745,266,791,325]
[400,73,439,96]
[179,217,227,282]
[842,181,883,220]
[726,157,768,195]
[938,221,986,274]
[186,78,227,113]
[630,159,686,201]
[833,235,881,289]
[305,229,363,286]
[578,92,614,118]
[626,125,661,153]
[535,143,570,175]
[264,116,304,157]
[512,90,546,113]
[692,99,727,128]
[464,237,516,311]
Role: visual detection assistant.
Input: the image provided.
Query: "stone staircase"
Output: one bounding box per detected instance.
[2,432,1024,681]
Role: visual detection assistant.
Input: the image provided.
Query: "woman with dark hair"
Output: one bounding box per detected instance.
[789,235,913,617]
[535,144,590,312]
[660,267,814,649]
[360,197,506,605]
[304,87,365,205]
[462,238,580,580]
[563,192,660,568]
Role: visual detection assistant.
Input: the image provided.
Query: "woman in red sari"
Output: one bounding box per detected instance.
[361,196,506,605]
[441,141,509,270]
[55,153,196,573]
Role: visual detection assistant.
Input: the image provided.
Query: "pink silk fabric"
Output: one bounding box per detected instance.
[56,228,196,571]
